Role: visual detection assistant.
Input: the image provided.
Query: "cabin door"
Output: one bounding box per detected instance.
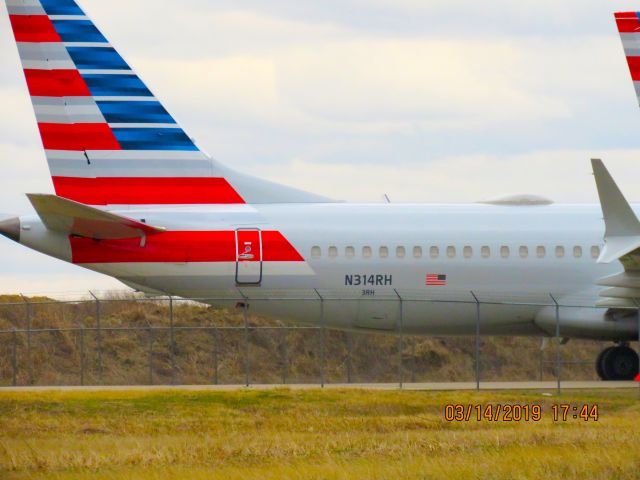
[235,229,263,285]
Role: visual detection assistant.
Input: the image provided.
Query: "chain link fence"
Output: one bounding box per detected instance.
[0,291,637,390]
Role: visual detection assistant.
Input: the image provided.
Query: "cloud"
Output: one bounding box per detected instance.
[278,39,572,126]
[138,35,620,140]
[0,273,124,298]
[83,4,354,59]
[0,143,53,215]
[151,0,640,37]
[0,240,124,296]
[254,149,640,203]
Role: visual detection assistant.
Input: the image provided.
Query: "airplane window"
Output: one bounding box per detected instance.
[396,246,406,258]
[481,246,490,258]
[447,246,456,258]
[463,246,472,258]
[555,246,565,258]
[363,246,372,258]
[430,246,439,259]
[573,246,582,258]
[519,246,528,258]
[500,246,510,258]
[311,246,321,259]
[591,246,600,259]
[380,246,389,258]
[346,246,355,259]
[536,246,545,258]
[413,246,422,258]
[328,246,338,258]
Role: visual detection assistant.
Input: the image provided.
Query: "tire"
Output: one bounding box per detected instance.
[600,346,639,381]
[596,346,616,381]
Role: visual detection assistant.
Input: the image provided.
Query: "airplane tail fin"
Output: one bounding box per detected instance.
[615,12,640,105]
[4,0,330,206]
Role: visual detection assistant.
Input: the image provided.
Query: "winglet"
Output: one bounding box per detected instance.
[592,159,640,263]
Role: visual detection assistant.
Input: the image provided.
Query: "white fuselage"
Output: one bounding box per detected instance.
[17,202,639,341]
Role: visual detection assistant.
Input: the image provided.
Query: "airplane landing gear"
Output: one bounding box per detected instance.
[596,345,639,381]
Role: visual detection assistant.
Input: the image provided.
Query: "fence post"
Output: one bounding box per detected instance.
[411,338,416,384]
[346,332,353,384]
[169,296,176,385]
[243,301,250,387]
[314,290,326,388]
[471,291,481,391]
[21,295,32,386]
[550,294,561,395]
[212,327,219,385]
[89,291,103,383]
[394,290,404,390]
[12,329,17,387]
[148,324,154,386]
[633,298,640,399]
[79,323,85,386]
[282,329,288,385]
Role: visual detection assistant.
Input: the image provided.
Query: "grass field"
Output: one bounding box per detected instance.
[1,388,639,479]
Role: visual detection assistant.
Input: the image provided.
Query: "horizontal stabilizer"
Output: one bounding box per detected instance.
[27,194,165,240]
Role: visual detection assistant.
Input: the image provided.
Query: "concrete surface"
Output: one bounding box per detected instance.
[0,381,637,393]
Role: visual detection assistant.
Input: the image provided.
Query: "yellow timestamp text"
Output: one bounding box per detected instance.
[444,403,599,422]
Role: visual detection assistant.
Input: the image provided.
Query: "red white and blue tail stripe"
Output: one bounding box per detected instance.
[5,0,245,206]
[615,12,640,105]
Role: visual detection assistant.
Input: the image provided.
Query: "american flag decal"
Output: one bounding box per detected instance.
[426,274,447,286]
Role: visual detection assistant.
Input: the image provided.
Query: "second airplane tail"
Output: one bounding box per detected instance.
[615,12,640,105]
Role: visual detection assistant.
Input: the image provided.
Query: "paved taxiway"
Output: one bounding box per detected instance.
[0,381,637,393]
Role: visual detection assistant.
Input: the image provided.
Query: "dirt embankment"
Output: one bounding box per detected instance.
[0,295,603,386]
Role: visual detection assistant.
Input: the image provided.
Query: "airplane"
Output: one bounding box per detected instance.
[1,0,640,381]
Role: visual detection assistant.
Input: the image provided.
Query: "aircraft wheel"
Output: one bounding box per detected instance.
[599,346,639,381]
[595,346,615,380]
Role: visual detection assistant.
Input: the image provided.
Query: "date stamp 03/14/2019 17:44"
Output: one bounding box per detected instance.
[444,404,599,423]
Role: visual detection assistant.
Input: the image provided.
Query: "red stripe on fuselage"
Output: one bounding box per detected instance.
[262,231,304,262]
[24,69,91,97]
[70,231,303,263]
[9,15,61,42]
[38,123,121,151]
[53,177,246,205]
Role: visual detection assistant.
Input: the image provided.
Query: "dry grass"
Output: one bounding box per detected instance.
[0,295,608,386]
[0,388,639,479]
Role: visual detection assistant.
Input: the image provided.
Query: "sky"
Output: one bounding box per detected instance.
[2,0,640,294]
